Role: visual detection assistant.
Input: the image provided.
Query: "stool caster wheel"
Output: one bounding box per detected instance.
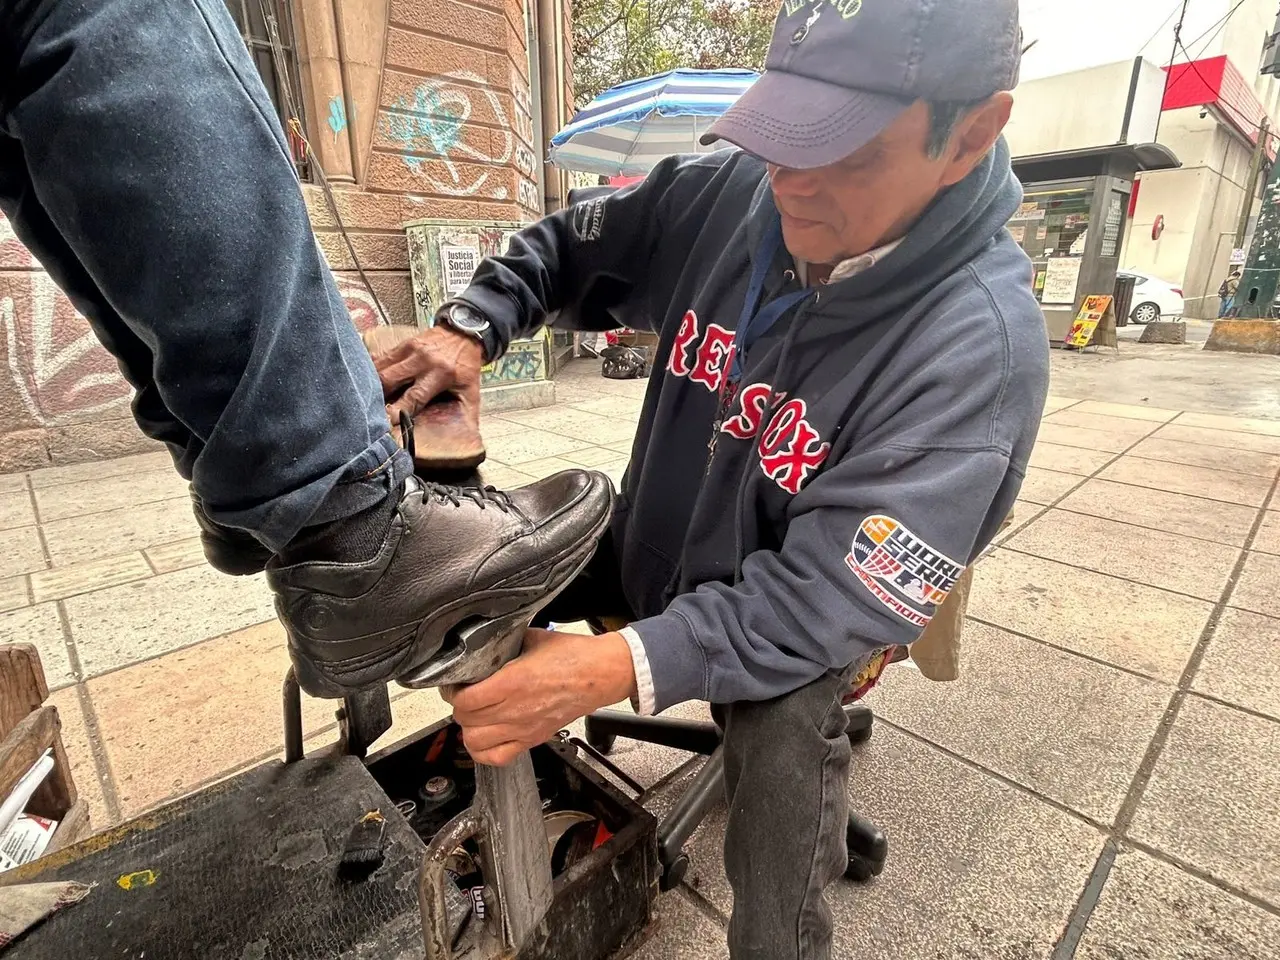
[848,720,873,745]
[660,853,690,891]
[844,851,884,883]
[584,717,617,755]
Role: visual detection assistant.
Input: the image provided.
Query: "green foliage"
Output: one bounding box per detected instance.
[571,0,777,106]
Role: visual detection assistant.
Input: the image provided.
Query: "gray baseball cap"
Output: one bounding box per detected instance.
[703,0,1022,169]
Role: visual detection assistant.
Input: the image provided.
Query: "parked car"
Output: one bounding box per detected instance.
[1117,270,1184,323]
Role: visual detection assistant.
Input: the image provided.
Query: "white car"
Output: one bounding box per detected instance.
[1117,270,1184,323]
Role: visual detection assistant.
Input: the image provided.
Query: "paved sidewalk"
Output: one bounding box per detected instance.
[2,361,1279,958]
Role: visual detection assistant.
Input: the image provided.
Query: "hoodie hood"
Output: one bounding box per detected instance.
[744,137,1023,318]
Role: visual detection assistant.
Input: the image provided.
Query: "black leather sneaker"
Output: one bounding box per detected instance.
[266,470,614,698]
[190,490,273,576]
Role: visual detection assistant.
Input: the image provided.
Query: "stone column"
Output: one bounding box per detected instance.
[294,0,356,183]
[333,0,388,184]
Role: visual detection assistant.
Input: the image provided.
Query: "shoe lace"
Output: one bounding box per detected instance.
[421,482,515,513]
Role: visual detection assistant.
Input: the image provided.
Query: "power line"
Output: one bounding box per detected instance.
[1136,0,1188,61]
[1187,0,1247,60]
[1175,36,1280,145]
[1154,0,1192,141]
[1167,0,1191,68]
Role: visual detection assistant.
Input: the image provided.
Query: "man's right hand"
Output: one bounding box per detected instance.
[372,325,485,422]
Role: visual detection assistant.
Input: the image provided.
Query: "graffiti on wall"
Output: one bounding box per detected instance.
[327,95,349,143]
[332,274,383,333]
[0,214,132,426]
[381,70,539,204]
[0,214,385,426]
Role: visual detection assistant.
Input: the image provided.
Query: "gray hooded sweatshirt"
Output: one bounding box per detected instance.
[459,139,1049,713]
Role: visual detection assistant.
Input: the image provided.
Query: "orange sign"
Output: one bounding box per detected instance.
[1065,295,1114,348]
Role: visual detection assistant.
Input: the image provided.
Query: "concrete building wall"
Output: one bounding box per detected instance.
[0,0,570,472]
[1124,108,1259,317]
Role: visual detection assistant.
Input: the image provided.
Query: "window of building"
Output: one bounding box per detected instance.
[223,0,309,176]
[1008,181,1094,305]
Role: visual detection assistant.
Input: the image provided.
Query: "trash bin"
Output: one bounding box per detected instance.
[1113,273,1136,327]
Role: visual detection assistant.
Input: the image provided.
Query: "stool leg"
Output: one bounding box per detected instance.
[585,710,722,756]
[655,749,725,890]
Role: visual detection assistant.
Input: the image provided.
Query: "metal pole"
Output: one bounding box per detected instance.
[1235,117,1269,251]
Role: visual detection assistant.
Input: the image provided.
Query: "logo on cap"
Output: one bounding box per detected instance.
[789,1,823,44]
[784,0,862,45]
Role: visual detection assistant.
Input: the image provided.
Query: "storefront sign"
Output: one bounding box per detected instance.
[1014,201,1046,221]
[1065,295,1114,348]
[1041,257,1083,305]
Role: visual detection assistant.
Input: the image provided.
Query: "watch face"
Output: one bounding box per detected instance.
[447,303,489,333]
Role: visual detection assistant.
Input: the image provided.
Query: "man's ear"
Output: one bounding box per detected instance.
[939,92,1014,188]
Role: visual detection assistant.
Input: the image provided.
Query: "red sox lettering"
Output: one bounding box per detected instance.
[667,310,830,494]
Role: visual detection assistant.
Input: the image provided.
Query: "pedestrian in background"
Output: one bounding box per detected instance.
[1220,267,1242,317]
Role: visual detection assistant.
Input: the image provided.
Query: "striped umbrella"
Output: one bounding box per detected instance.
[550,68,759,177]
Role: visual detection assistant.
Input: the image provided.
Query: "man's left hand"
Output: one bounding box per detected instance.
[444,628,637,766]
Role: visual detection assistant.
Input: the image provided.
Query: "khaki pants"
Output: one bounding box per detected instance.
[908,508,1015,681]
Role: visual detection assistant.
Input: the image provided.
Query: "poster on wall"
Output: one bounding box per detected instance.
[1036,224,1048,241]
[1041,257,1083,305]
[441,244,480,297]
[1008,224,1026,243]
[1100,194,1123,258]
[1014,201,1046,221]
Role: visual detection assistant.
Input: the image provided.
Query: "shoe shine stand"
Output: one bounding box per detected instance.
[4,444,657,960]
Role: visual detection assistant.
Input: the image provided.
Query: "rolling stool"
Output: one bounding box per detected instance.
[578,618,891,890]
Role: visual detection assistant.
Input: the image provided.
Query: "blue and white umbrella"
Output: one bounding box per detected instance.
[550,68,759,177]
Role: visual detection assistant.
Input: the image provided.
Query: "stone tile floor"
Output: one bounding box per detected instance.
[3,360,1280,958]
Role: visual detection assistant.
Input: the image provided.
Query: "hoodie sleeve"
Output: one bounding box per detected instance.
[627,440,1022,712]
[455,154,703,356]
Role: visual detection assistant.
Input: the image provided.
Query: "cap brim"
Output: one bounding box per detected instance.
[701,71,913,170]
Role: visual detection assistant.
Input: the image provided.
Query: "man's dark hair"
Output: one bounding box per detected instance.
[925,100,987,159]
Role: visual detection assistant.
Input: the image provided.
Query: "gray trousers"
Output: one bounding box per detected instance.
[715,667,854,960]
[537,547,855,958]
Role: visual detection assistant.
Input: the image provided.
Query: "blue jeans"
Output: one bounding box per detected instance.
[0,0,411,550]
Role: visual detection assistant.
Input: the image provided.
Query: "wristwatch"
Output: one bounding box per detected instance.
[436,300,497,361]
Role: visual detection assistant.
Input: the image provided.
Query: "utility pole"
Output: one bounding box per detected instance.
[1236,117,1270,251]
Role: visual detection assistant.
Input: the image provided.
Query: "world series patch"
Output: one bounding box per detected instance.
[846,515,963,627]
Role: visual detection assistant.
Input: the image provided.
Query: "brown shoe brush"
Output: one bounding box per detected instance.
[362,324,487,475]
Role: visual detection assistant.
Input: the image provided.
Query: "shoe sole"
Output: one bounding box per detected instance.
[287,486,615,698]
[394,525,604,688]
